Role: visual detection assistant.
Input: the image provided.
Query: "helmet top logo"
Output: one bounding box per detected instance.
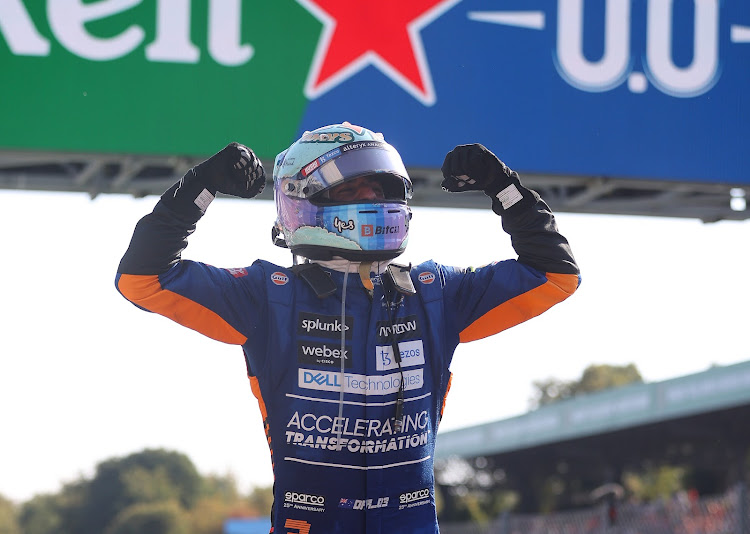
[300,131,354,143]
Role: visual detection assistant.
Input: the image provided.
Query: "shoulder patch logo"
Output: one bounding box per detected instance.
[418,272,435,284]
[226,267,247,278]
[271,272,289,285]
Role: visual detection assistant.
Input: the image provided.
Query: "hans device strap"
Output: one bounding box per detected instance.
[292,263,337,299]
[386,263,416,296]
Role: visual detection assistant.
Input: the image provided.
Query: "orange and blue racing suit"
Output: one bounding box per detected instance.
[116,187,579,534]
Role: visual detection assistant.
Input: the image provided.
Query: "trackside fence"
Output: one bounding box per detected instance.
[439,483,748,534]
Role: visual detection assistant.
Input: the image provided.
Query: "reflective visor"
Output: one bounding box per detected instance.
[282,141,412,201]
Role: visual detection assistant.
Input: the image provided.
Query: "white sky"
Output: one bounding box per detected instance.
[1,189,748,504]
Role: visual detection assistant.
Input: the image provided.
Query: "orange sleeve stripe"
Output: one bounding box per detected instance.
[249,376,269,421]
[440,373,453,419]
[250,375,274,465]
[459,272,579,343]
[117,273,247,345]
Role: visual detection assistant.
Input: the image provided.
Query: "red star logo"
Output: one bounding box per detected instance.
[297,0,461,106]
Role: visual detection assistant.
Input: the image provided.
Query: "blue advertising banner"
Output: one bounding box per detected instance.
[298,0,750,186]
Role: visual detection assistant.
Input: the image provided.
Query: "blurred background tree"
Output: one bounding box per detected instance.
[15,448,273,534]
[104,500,190,534]
[529,363,643,409]
[0,494,21,534]
[82,449,202,533]
[19,494,63,534]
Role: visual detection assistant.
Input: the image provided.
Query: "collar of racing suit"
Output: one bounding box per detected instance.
[313,257,392,274]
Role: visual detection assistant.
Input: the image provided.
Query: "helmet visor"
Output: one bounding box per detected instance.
[282,141,412,201]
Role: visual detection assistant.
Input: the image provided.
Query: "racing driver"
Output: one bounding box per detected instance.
[116,122,580,534]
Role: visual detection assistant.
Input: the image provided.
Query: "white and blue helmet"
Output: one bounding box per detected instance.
[272,122,412,261]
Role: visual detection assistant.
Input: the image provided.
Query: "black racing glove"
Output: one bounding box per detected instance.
[193,142,265,198]
[441,143,537,215]
[161,142,265,219]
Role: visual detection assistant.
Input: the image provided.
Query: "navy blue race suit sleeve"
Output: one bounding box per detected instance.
[440,187,580,343]
[116,188,266,348]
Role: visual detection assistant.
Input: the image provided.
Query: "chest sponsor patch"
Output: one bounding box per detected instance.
[376,315,421,342]
[297,311,353,340]
[285,407,430,454]
[375,340,425,371]
[298,368,423,396]
[298,341,352,369]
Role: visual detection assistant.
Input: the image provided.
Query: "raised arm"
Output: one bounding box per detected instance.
[115,143,266,344]
[440,143,580,342]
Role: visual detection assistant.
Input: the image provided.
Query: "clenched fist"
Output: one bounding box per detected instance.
[441,143,536,214]
[193,142,266,199]
[440,143,512,193]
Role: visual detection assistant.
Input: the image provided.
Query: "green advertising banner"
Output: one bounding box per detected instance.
[1,0,316,158]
